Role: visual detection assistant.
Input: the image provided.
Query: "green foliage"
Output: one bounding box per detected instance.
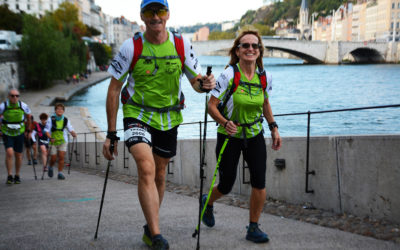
[19,4,88,90]
[85,25,101,37]
[208,31,236,40]
[0,4,23,34]
[244,0,351,26]
[20,14,71,89]
[175,23,221,33]
[89,43,112,66]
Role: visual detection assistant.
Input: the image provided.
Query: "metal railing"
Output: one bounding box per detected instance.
[66,104,400,194]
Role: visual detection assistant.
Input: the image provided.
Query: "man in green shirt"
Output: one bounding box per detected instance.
[0,89,32,184]
[103,0,215,248]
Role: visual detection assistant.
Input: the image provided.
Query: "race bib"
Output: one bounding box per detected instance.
[7,124,21,130]
[124,127,151,143]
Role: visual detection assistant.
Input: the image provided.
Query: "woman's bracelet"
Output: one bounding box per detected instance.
[223,121,229,128]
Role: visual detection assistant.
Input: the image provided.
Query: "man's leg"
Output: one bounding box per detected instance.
[131,143,160,237]
[14,152,23,176]
[153,154,170,206]
[6,147,14,176]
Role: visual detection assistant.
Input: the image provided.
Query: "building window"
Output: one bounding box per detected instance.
[16,4,19,9]
[391,22,394,29]
[397,22,400,29]
[393,3,395,9]
[27,4,30,10]
[398,2,400,8]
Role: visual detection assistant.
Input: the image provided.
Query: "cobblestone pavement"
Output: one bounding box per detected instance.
[73,167,400,245]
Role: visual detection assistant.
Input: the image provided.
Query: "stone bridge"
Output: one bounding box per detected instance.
[192,39,399,64]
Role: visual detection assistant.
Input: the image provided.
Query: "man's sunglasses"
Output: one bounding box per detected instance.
[10,94,20,98]
[141,8,169,18]
[237,43,261,49]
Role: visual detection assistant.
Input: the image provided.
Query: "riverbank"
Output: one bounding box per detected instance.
[19,71,110,140]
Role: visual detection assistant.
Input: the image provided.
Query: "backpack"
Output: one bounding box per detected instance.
[217,64,267,116]
[51,116,68,132]
[121,31,186,113]
[129,31,185,72]
[2,101,25,124]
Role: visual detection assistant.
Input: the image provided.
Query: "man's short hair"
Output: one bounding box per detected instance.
[8,88,20,95]
[54,103,65,111]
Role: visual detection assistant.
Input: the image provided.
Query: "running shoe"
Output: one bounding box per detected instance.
[43,166,48,172]
[151,234,169,250]
[57,173,65,180]
[142,224,152,247]
[48,166,53,177]
[28,160,32,165]
[6,175,13,185]
[33,159,38,165]
[246,223,269,243]
[201,194,215,227]
[14,175,21,184]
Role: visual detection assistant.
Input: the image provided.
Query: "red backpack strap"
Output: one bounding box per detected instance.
[129,32,143,72]
[231,64,241,93]
[172,31,185,69]
[258,67,267,91]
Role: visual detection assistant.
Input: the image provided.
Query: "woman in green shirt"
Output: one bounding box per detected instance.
[205,30,282,243]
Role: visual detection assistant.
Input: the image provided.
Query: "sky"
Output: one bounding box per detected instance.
[95,0,265,27]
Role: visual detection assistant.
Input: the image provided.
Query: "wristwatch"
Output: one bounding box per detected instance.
[268,121,278,131]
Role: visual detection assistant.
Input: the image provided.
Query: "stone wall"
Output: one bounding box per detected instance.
[70,134,400,224]
[0,50,23,100]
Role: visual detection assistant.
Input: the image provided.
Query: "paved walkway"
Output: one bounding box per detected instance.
[1,165,399,250]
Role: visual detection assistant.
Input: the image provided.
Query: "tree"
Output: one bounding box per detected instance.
[89,42,112,66]
[52,2,86,37]
[0,4,23,33]
[20,14,71,89]
[85,25,101,37]
[208,31,236,40]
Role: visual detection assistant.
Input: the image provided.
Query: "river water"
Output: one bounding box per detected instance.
[66,56,400,139]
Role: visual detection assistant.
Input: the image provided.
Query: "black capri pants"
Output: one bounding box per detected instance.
[216,132,267,195]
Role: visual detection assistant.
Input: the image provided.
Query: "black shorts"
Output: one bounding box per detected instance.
[123,117,178,158]
[3,134,25,153]
[216,132,267,194]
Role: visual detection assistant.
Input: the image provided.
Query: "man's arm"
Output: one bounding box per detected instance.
[103,77,124,160]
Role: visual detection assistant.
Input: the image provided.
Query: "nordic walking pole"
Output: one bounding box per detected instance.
[29,143,37,180]
[192,66,212,249]
[67,137,76,175]
[41,145,52,180]
[94,134,119,239]
[193,137,229,242]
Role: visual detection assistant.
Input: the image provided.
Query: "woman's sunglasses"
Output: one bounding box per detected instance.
[141,8,169,18]
[237,43,261,49]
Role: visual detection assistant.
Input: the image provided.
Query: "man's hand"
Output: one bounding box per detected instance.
[103,138,118,160]
[200,74,216,91]
[271,128,282,150]
[71,131,77,138]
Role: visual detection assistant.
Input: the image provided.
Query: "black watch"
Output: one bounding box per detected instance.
[268,121,278,131]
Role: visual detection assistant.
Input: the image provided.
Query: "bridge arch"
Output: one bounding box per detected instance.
[264,46,323,64]
[343,47,385,64]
